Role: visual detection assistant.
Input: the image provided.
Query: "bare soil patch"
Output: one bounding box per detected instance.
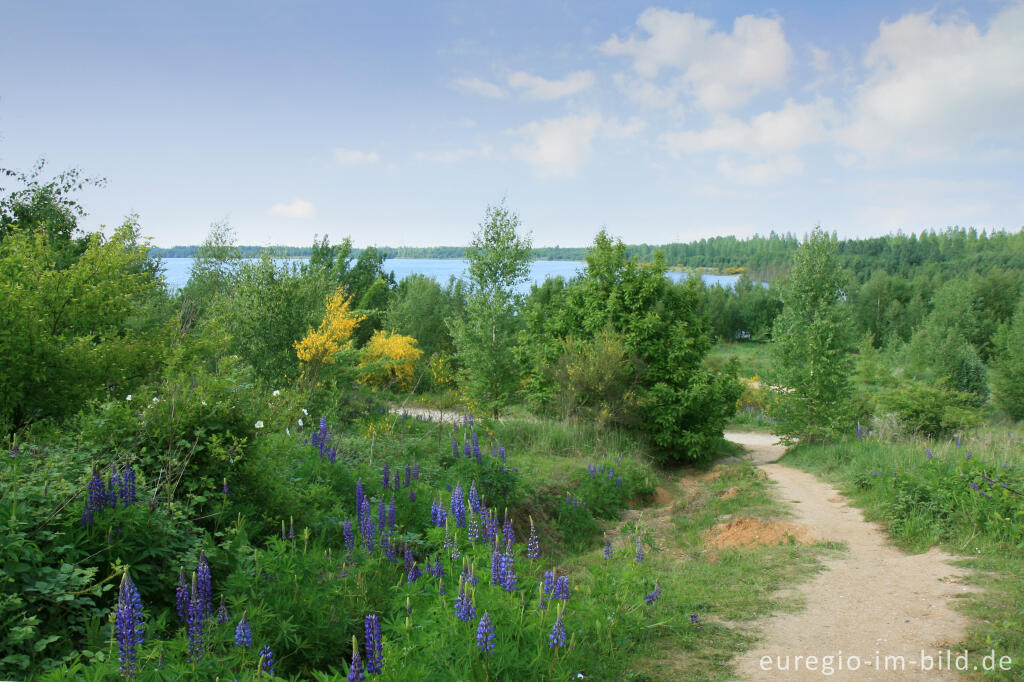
[705,517,812,549]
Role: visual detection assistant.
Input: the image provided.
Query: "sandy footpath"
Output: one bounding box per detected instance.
[727,432,975,681]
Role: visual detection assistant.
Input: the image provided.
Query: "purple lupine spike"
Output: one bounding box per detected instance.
[616,476,621,487]
[542,571,554,597]
[926,447,934,459]
[498,444,505,460]
[450,531,460,561]
[490,544,502,586]
[608,468,614,481]
[464,440,471,457]
[196,550,212,617]
[121,463,137,505]
[355,479,365,520]
[604,540,612,560]
[364,614,383,674]
[344,518,354,553]
[476,612,495,654]
[234,611,252,646]
[175,567,189,624]
[409,487,416,503]
[526,519,539,560]
[452,437,459,457]
[412,459,419,479]
[289,517,295,540]
[454,582,476,622]
[466,511,479,542]
[186,574,204,662]
[450,482,467,528]
[856,422,862,442]
[393,470,401,490]
[404,464,411,488]
[258,645,276,675]
[382,463,390,490]
[216,595,230,624]
[115,570,145,678]
[107,467,121,509]
[553,575,569,601]
[644,583,662,605]
[548,611,566,648]
[82,468,106,526]
[377,501,386,537]
[384,534,398,562]
[484,510,499,544]
[388,496,396,530]
[329,447,337,464]
[348,635,365,682]
[502,512,514,545]
[501,544,517,592]
[461,562,478,586]
[634,536,644,562]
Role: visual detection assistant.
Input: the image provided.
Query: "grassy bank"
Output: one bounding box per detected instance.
[782,429,1024,680]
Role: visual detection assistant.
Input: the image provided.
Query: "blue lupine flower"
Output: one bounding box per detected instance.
[553,576,569,602]
[216,595,230,624]
[452,437,459,457]
[388,496,397,531]
[384,534,398,562]
[186,575,204,662]
[258,645,276,675]
[468,481,481,512]
[635,537,644,562]
[965,451,972,461]
[464,440,471,457]
[413,459,419,479]
[377,501,386,537]
[498,445,505,461]
[348,635,365,682]
[461,562,478,586]
[502,513,515,544]
[588,463,595,478]
[501,545,517,592]
[82,468,107,526]
[343,518,354,553]
[484,509,499,543]
[956,435,961,448]
[234,611,253,647]
[548,612,566,648]
[115,571,145,678]
[108,468,121,509]
[122,463,137,505]
[404,464,411,488]
[454,582,476,622]
[196,550,213,617]
[394,470,401,491]
[175,567,189,624]
[608,468,614,481]
[355,479,365,520]
[856,422,862,442]
[476,612,495,654]
[616,476,622,487]
[289,517,296,541]
[926,448,933,459]
[409,488,416,503]
[604,540,612,560]
[644,583,662,605]
[690,613,700,625]
[490,545,501,586]
[364,614,383,673]
[382,463,390,490]
[526,520,539,560]
[451,482,467,527]
[329,447,337,464]
[467,511,479,542]
[542,571,554,597]
[221,477,229,496]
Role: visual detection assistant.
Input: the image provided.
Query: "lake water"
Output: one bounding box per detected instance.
[158,257,742,292]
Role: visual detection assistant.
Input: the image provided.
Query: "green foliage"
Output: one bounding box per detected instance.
[385,274,462,358]
[0,218,170,430]
[450,203,533,414]
[990,298,1024,420]
[880,380,981,438]
[770,228,856,444]
[553,327,642,426]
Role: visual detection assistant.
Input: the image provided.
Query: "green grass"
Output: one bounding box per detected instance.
[782,429,1024,681]
[706,341,772,379]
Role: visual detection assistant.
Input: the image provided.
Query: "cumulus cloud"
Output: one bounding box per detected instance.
[612,72,685,112]
[454,76,508,99]
[268,199,315,219]
[512,114,603,178]
[416,144,494,163]
[661,96,839,155]
[839,5,1024,160]
[334,148,380,165]
[716,156,803,185]
[602,9,792,109]
[507,70,595,99]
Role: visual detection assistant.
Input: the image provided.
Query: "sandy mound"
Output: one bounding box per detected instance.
[720,486,741,500]
[704,517,811,549]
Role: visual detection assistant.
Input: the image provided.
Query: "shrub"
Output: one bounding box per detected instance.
[879,380,980,438]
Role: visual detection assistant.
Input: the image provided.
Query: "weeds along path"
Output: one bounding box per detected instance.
[727,431,974,681]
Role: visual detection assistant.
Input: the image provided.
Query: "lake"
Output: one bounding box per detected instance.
[158,257,743,292]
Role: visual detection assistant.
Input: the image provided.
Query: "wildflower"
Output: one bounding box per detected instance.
[690,613,700,625]
[258,645,276,675]
[216,595,230,624]
[450,482,467,527]
[644,583,662,605]
[404,464,411,487]
[461,561,479,586]
[409,488,416,503]
[543,570,555,597]
[490,544,502,586]
[634,537,644,562]
[388,496,396,531]
[857,422,862,442]
[302,408,308,415]
[926,448,933,459]
[616,476,621,487]
[454,581,477,622]
[604,540,612,560]
[553,576,570,602]
[965,451,972,461]
[81,468,106,526]
[152,397,159,404]
[347,635,365,682]
[298,418,304,427]
[115,570,145,678]
[196,551,212,616]
[364,614,383,674]
[468,481,481,512]
[175,567,189,624]
[549,610,566,648]
[502,511,514,544]
[126,394,132,401]
[255,420,264,429]
[452,437,459,457]
[221,478,229,496]
[382,462,390,490]
[235,611,253,646]
[501,544,517,592]
[186,574,204,662]
[527,519,540,560]
[956,435,961,448]
[355,479,365,520]
[201,400,207,406]
[107,468,121,509]
[272,389,280,397]
[476,612,496,654]
[393,470,401,490]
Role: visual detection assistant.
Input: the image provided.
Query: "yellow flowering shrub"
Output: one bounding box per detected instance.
[359,330,423,390]
[294,289,366,368]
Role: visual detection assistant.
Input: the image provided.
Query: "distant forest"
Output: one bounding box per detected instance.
[150,226,1024,282]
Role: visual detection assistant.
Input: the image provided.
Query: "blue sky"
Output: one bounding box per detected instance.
[1,1,1021,247]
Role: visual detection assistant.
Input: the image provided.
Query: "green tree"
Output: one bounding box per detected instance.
[449,202,532,415]
[769,228,856,443]
[990,297,1024,420]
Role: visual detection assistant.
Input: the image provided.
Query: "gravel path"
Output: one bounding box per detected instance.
[727,431,975,681]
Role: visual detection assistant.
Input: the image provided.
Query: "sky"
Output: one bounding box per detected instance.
[1,1,1022,248]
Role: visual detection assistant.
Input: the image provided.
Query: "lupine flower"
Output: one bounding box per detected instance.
[461,561,478,586]
[527,518,540,560]
[553,576,569,602]
[501,545,517,592]
[348,635,365,682]
[377,502,386,538]
[216,595,230,624]
[235,611,253,647]
[82,468,107,526]
[451,482,467,527]
[634,537,644,562]
[221,478,229,496]
[490,544,501,586]
[343,518,354,553]
[926,448,933,459]
[258,645,276,675]
[644,583,662,605]
[115,570,145,678]
[965,451,972,461]
[467,481,481,513]
[186,574,204,662]
[484,509,499,544]
[355,479,365,520]
[463,440,471,457]
[502,512,514,544]
[412,459,419,479]
[690,613,700,625]
[364,614,383,674]
[107,468,121,509]
[549,611,566,648]
[856,422,862,442]
[956,435,961,448]
[393,470,401,490]
[616,476,621,487]
[404,464,411,487]
[382,462,390,490]
[498,445,505,460]
[175,567,189,624]
[467,511,480,542]
[409,488,416,503]
[454,582,477,621]
[329,447,337,464]
[608,468,614,481]
[121,463,137,505]
[604,540,612,560]
[196,551,213,617]
[543,571,555,597]
[476,612,495,654]
[452,437,459,457]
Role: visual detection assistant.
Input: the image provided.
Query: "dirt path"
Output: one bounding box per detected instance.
[727,431,974,681]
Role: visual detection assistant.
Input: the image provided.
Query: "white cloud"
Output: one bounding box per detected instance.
[268,199,315,219]
[612,72,685,112]
[716,156,803,185]
[511,114,603,178]
[507,70,595,99]
[454,76,508,99]
[809,45,831,73]
[839,5,1024,160]
[601,9,793,110]
[602,116,647,140]
[661,96,838,155]
[416,144,494,163]
[334,148,380,165]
